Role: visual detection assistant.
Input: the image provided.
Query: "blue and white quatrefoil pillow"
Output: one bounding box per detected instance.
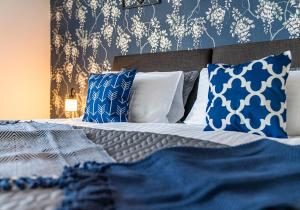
[204,51,292,138]
[83,69,136,123]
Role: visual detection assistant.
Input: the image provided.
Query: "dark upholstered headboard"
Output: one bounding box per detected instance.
[212,38,300,68]
[112,49,213,72]
[112,38,300,120]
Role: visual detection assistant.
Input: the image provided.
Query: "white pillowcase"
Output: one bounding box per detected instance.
[184,68,209,125]
[129,71,184,123]
[286,70,300,136]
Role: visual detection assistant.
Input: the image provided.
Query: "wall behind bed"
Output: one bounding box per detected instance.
[50,0,300,118]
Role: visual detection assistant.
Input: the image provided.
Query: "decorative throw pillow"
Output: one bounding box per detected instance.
[128,71,184,123]
[184,68,209,125]
[182,71,200,106]
[83,69,136,123]
[204,51,292,138]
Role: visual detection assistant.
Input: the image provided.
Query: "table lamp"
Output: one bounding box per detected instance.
[65,88,78,118]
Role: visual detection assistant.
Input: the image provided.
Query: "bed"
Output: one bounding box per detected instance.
[1,38,300,210]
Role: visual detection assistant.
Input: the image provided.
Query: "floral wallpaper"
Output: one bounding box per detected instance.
[51,0,300,118]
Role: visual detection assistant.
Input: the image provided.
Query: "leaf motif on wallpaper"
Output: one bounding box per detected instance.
[147,17,172,52]
[51,89,64,116]
[159,35,172,52]
[65,62,74,82]
[102,59,112,71]
[88,56,101,73]
[64,0,74,18]
[166,13,186,49]
[284,14,300,38]
[52,29,63,54]
[52,6,63,30]
[188,18,206,48]
[224,0,233,9]
[101,1,121,46]
[76,67,88,92]
[76,4,88,29]
[230,8,255,43]
[77,94,87,115]
[89,32,102,56]
[291,0,300,12]
[206,1,226,35]
[64,33,79,64]
[101,23,114,46]
[102,1,121,24]
[167,0,182,12]
[116,27,132,55]
[88,0,100,17]
[131,15,147,47]
[256,0,283,34]
[52,68,63,89]
[76,29,89,55]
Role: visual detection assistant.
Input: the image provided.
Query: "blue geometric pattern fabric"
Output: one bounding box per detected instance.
[204,51,292,138]
[83,69,136,123]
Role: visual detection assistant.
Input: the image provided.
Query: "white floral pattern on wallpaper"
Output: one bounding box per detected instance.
[51,0,300,118]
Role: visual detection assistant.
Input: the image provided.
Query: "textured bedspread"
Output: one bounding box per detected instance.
[76,126,227,162]
[54,140,300,210]
[0,121,226,210]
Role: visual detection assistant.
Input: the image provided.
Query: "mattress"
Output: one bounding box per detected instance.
[38,118,300,146]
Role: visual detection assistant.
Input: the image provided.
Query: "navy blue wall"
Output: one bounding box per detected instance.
[50,0,300,118]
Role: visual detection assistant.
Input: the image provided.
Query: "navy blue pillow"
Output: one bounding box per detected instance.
[83,69,136,123]
[204,51,292,138]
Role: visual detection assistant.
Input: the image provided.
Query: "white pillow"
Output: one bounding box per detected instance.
[129,71,184,123]
[184,68,209,125]
[286,70,300,136]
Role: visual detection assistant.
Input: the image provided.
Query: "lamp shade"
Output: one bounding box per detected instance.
[65,99,78,112]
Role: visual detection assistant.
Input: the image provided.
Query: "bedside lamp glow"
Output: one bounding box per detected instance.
[65,99,77,112]
[65,88,78,113]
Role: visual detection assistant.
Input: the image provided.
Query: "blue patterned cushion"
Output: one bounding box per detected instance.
[204,51,292,138]
[83,69,136,123]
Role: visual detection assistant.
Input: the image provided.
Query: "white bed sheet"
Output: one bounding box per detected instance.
[37,118,300,146]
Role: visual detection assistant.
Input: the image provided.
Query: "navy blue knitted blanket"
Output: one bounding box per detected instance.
[3,140,300,210]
